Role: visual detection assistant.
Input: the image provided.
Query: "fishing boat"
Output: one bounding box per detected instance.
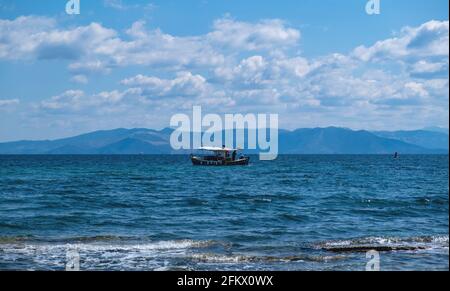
[190,146,250,166]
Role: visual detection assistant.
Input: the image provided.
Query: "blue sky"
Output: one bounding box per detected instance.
[0,0,448,141]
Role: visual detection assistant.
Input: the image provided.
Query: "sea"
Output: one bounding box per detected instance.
[0,155,448,271]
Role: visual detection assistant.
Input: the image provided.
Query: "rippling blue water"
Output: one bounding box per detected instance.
[0,155,448,270]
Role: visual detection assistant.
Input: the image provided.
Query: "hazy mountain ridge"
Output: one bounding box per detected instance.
[0,127,447,154]
[372,130,449,150]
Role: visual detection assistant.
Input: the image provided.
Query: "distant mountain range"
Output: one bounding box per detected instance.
[421,126,449,135]
[0,127,447,154]
[372,130,449,151]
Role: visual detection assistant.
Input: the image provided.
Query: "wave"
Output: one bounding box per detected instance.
[1,234,448,270]
[216,192,298,202]
[188,253,345,264]
[0,235,34,243]
[316,235,449,253]
[246,197,272,203]
[0,235,222,251]
[279,213,308,222]
[0,236,234,270]
[0,235,132,244]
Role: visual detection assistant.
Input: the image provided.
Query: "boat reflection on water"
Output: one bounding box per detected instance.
[190,146,250,166]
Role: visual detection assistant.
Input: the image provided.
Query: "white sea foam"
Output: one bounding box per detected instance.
[0,239,219,270]
[318,235,449,252]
